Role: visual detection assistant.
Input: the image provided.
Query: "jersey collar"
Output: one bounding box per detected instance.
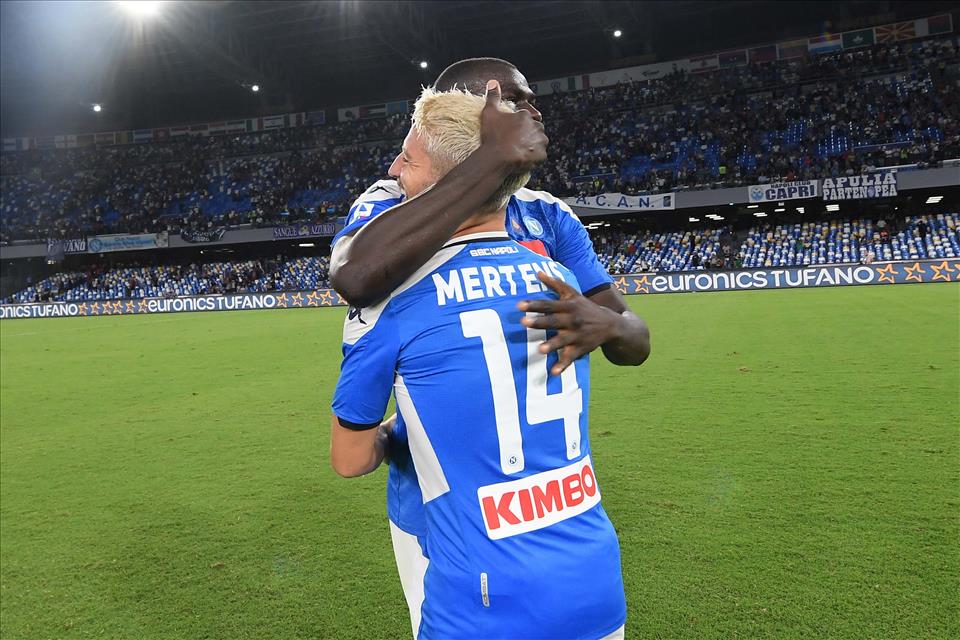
[443,231,510,248]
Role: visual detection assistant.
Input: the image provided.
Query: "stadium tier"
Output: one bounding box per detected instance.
[5,213,956,303]
[1,36,958,242]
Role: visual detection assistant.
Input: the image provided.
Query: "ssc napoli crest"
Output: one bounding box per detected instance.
[523,216,544,237]
[749,186,765,202]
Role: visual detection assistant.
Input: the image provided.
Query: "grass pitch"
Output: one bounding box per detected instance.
[1,283,957,639]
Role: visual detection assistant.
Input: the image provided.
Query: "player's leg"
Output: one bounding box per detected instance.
[389,520,429,639]
[599,625,625,640]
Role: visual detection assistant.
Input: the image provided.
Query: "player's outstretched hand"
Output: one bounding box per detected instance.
[480,79,548,173]
[518,272,621,376]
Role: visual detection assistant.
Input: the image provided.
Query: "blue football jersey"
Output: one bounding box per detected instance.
[334,180,615,538]
[332,233,626,639]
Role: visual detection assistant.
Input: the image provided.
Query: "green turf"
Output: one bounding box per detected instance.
[1,283,958,639]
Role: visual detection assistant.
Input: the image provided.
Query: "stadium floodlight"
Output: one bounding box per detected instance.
[613,29,623,38]
[419,61,429,69]
[774,208,785,212]
[926,195,943,204]
[796,207,805,213]
[251,84,260,93]
[115,1,165,17]
[92,104,102,113]
[747,204,759,209]
[298,242,315,247]
[826,204,840,212]
[754,212,768,217]
[688,217,700,222]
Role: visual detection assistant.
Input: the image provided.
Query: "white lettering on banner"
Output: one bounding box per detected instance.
[822,173,897,200]
[566,193,675,211]
[478,456,600,540]
[748,180,819,203]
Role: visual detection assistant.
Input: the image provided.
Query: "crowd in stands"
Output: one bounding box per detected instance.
[5,255,331,303]
[592,212,958,275]
[6,212,955,304]
[1,35,958,243]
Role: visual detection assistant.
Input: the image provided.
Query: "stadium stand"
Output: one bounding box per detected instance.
[7,213,956,303]
[1,36,958,243]
[590,212,959,275]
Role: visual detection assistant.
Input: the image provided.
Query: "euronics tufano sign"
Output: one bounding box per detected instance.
[1,259,956,319]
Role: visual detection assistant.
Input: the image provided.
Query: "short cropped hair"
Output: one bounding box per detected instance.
[411,87,529,213]
[434,57,517,94]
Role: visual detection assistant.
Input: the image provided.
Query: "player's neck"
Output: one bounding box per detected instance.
[451,208,507,239]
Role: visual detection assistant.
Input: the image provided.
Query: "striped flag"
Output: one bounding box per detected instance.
[132,129,154,143]
[2,138,17,152]
[875,21,915,42]
[207,122,226,136]
[718,49,747,68]
[94,132,116,145]
[778,39,808,59]
[359,104,387,119]
[749,45,778,63]
[918,14,953,37]
[170,126,190,137]
[246,118,260,132]
[808,34,842,55]
[225,120,247,134]
[842,28,875,50]
[689,54,719,73]
[189,123,209,136]
[35,136,55,150]
[262,114,286,129]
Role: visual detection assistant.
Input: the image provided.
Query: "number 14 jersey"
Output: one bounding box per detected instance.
[332,231,626,640]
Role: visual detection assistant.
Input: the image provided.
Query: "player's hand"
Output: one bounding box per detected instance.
[518,272,622,376]
[480,79,548,173]
[378,413,397,465]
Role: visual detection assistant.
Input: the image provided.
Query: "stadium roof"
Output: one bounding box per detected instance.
[1,0,956,136]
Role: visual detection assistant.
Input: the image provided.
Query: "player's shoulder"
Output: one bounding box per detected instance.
[511,187,580,221]
[354,179,403,204]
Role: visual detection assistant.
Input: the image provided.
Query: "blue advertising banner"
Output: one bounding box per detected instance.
[272,223,337,239]
[88,232,169,253]
[612,259,958,295]
[1,259,956,320]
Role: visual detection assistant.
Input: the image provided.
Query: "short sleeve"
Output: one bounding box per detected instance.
[331,303,400,430]
[552,204,614,296]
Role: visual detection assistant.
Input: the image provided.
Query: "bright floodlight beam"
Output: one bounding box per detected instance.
[419,61,429,69]
[613,29,623,38]
[251,84,260,92]
[116,1,164,17]
[92,104,102,113]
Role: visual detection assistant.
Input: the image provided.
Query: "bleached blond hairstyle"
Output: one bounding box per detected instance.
[412,87,530,213]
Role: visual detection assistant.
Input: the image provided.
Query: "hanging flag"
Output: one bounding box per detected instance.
[189,123,209,136]
[778,39,808,59]
[153,128,170,141]
[386,100,409,116]
[689,54,719,73]
[924,14,953,35]
[207,122,226,136]
[76,133,95,147]
[875,21,916,42]
[307,111,326,125]
[246,118,260,132]
[262,114,286,129]
[2,139,17,152]
[132,129,154,143]
[749,45,778,63]
[115,131,131,144]
[359,104,387,118]
[94,132,115,145]
[842,28,876,49]
[224,120,247,134]
[169,126,190,137]
[718,49,747,68]
[808,34,842,55]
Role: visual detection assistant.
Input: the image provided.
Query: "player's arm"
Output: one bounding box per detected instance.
[330,416,392,478]
[329,81,548,308]
[330,305,400,476]
[520,207,650,374]
[521,274,650,375]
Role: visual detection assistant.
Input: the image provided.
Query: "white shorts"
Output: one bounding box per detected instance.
[389,521,429,639]
[389,521,626,640]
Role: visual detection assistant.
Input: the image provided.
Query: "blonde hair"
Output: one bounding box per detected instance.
[412,87,530,213]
